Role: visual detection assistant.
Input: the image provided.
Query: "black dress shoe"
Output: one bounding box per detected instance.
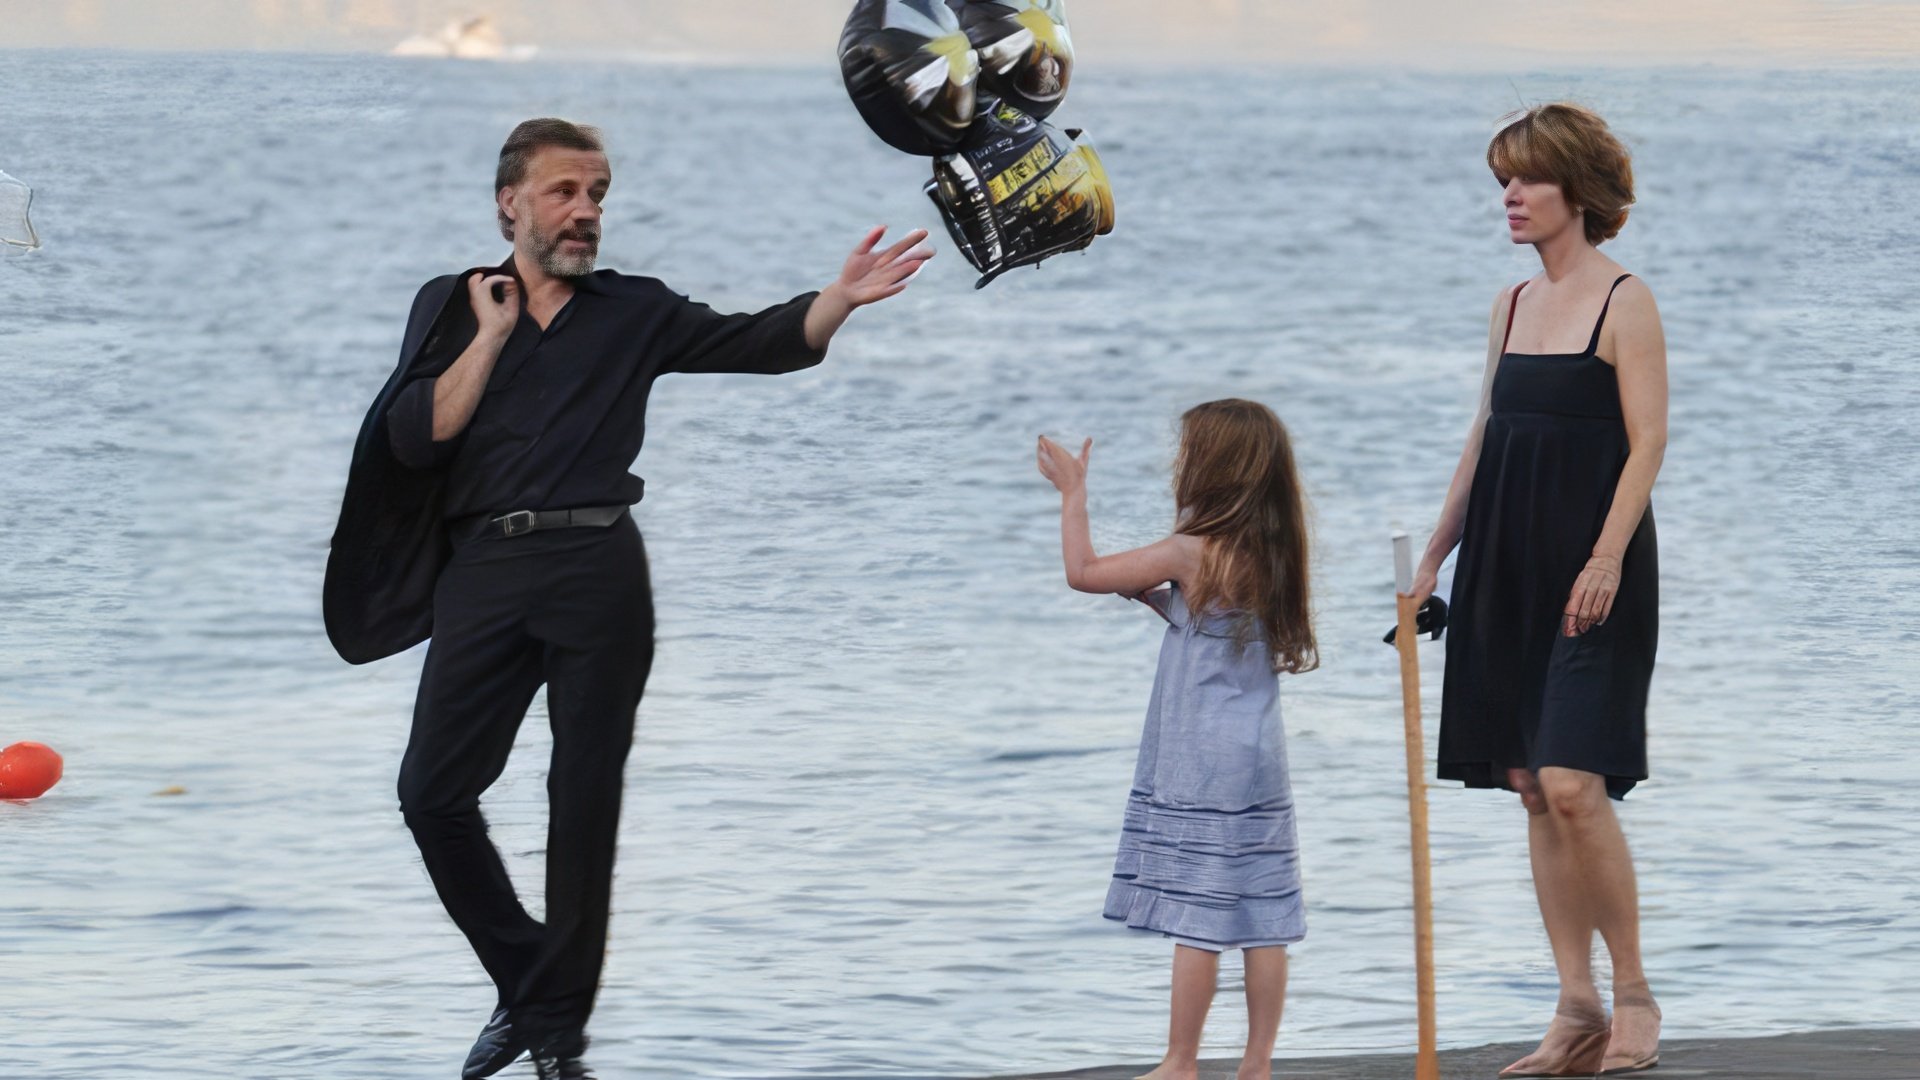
[530,1029,592,1080]
[461,1007,531,1079]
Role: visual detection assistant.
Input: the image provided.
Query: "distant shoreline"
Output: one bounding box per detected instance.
[3,43,1920,75]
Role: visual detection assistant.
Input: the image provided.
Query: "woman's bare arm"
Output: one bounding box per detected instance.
[1564,278,1667,635]
[1410,284,1518,601]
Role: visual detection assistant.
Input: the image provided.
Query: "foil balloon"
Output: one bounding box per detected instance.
[841,0,1113,286]
[926,100,1114,288]
[839,0,983,156]
[947,0,1074,119]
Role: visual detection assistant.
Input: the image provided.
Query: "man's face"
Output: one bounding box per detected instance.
[503,146,610,278]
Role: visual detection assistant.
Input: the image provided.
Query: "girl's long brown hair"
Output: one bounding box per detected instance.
[1173,399,1318,675]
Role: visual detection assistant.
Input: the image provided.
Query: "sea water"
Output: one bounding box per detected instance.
[1,52,1916,1079]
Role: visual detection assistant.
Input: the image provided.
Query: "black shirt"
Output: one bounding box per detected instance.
[385,261,824,518]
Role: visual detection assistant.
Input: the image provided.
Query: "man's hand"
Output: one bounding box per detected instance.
[469,273,520,342]
[804,226,935,349]
[836,225,934,304]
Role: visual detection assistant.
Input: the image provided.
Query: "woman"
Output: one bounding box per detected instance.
[1410,103,1667,1077]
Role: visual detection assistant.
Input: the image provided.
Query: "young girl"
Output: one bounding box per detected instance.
[1036,398,1318,1080]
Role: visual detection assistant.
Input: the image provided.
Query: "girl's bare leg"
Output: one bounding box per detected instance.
[1137,944,1219,1080]
[1237,945,1288,1080]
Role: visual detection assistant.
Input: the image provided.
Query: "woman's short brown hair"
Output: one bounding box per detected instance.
[1487,103,1635,246]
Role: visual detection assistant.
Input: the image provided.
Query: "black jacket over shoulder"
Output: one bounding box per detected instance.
[324,258,824,665]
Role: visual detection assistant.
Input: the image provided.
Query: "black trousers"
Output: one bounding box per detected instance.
[397,513,654,1033]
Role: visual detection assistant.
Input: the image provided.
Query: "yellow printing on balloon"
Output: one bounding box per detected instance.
[987,140,1061,203]
[1012,153,1091,221]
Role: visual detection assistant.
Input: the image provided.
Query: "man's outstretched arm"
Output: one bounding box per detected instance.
[664,227,933,377]
[803,226,933,350]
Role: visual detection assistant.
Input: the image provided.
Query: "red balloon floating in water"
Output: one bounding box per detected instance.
[0,741,63,799]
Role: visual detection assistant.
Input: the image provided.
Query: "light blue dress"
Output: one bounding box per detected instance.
[1103,584,1307,951]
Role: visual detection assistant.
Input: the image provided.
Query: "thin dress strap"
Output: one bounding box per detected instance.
[1500,280,1529,354]
[1583,273,1634,356]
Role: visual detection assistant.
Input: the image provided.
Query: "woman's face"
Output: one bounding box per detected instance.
[1498,172,1581,246]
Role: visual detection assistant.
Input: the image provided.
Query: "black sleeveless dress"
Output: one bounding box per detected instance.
[1439,274,1659,800]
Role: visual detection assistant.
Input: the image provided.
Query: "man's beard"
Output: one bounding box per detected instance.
[528,217,600,278]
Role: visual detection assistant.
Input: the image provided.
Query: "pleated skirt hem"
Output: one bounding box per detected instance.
[1103,878,1306,952]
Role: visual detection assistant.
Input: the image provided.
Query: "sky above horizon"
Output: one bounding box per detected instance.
[11,0,1920,65]
[3,0,1918,66]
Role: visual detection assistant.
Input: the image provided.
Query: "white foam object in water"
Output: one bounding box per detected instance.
[0,170,39,250]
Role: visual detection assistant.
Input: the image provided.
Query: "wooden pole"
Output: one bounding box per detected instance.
[1393,531,1441,1080]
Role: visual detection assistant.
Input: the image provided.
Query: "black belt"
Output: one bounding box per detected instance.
[476,504,628,540]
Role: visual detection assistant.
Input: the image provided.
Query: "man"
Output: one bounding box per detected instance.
[323,118,931,1079]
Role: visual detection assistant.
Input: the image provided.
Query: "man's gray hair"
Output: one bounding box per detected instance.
[495,118,604,241]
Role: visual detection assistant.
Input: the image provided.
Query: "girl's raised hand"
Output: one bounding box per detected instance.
[1036,435,1092,496]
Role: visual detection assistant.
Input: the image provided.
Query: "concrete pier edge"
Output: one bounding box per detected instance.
[978,1027,1920,1080]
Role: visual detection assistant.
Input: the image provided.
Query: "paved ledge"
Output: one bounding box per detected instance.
[979,1027,1920,1080]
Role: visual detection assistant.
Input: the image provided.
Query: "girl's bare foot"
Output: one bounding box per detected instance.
[1134,1060,1199,1080]
[1236,1057,1273,1080]
[1499,1001,1610,1077]
[1603,989,1661,1073]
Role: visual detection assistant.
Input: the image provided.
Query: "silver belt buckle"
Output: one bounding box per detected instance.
[493,509,537,538]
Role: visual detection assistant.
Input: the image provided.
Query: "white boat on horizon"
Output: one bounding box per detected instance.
[391,15,536,61]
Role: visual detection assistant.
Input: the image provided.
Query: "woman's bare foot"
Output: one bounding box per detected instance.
[1236,1057,1272,1080]
[1134,1059,1199,1080]
[1604,988,1661,1073]
[1499,1001,1611,1077]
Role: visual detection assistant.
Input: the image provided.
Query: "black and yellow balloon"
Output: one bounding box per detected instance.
[841,0,1112,287]
[949,0,1074,120]
[925,101,1113,288]
[839,0,983,156]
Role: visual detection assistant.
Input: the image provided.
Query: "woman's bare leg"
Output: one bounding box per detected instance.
[1500,768,1610,1076]
[1237,945,1288,1080]
[1137,944,1219,1080]
[1532,767,1662,1070]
